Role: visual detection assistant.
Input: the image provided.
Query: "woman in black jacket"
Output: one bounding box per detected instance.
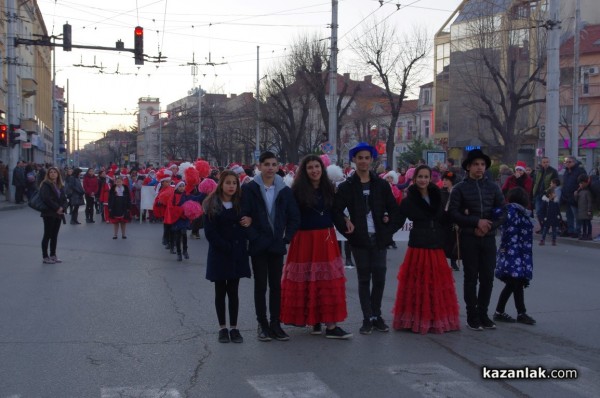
[392,165,460,334]
[39,167,68,264]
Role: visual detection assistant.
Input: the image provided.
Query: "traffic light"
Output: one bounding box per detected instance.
[0,125,7,147]
[134,26,144,65]
[63,23,72,51]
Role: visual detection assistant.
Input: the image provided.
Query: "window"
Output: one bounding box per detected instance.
[423,120,430,137]
[422,89,431,106]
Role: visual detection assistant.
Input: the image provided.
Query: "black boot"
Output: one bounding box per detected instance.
[176,253,182,261]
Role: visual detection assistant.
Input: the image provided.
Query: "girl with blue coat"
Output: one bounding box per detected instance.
[493,187,536,325]
[203,171,251,343]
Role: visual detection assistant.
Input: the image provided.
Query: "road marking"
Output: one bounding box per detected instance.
[497,354,599,398]
[247,372,340,398]
[100,387,181,398]
[388,362,503,398]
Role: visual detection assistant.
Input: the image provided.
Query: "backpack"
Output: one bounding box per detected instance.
[27,171,36,183]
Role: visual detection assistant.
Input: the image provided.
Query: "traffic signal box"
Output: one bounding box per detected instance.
[0,124,7,147]
[134,26,144,65]
[63,23,72,51]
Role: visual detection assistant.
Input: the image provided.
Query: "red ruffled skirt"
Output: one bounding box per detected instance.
[280,227,347,326]
[392,247,460,334]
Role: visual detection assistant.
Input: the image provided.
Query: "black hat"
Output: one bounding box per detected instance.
[461,149,491,171]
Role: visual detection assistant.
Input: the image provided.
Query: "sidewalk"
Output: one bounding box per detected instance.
[0,193,27,212]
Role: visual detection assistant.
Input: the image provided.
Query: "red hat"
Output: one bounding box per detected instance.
[515,161,527,172]
[121,167,129,175]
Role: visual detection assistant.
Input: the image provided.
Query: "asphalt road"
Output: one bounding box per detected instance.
[0,208,599,398]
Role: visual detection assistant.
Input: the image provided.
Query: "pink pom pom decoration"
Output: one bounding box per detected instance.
[195,160,211,179]
[182,200,203,220]
[320,154,331,168]
[198,178,217,194]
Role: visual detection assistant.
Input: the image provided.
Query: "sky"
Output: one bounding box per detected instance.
[36,0,463,147]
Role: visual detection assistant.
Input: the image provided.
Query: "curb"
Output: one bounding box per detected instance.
[553,236,600,249]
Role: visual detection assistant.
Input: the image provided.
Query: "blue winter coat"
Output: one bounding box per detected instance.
[495,203,534,283]
[204,206,251,282]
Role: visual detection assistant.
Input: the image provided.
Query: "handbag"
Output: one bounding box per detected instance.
[28,191,48,212]
[444,223,461,261]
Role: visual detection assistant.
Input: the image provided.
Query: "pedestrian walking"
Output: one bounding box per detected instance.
[65,168,85,224]
[332,142,401,335]
[12,160,26,204]
[448,149,506,331]
[241,151,300,342]
[493,187,536,325]
[83,168,98,223]
[561,156,586,237]
[39,167,68,264]
[392,165,460,334]
[532,157,558,233]
[203,171,252,343]
[107,175,132,239]
[280,155,352,340]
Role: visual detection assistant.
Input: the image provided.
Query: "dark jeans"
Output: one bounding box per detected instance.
[251,253,284,325]
[541,225,558,241]
[460,235,496,319]
[565,205,581,234]
[85,195,95,221]
[70,205,80,222]
[495,278,526,315]
[41,216,62,258]
[214,279,240,326]
[580,219,592,236]
[351,244,387,320]
[15,185,25,203]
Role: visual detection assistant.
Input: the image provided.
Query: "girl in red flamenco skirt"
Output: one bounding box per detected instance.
[280,155,351,339]
[107,175,132,239]
[392,165,460,334]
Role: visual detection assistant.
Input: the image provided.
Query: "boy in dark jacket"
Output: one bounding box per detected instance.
[539,188,561,246]
[241,151,300,342]
[332,142,401,335]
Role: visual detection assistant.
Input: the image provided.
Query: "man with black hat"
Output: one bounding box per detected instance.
[448,149,505,331]
[333,142,401,335]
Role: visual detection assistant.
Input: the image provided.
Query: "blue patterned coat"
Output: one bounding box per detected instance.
[495,203,534,282]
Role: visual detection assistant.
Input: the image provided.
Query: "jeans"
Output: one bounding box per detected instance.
[495,278,527,315]
[565,205,581,234]
[251,253,284,325]
[351,244,387,320]
[174,229,188,253]
[460,235,496,319]
[85,195,95,221]
[541,225,557,241]
[41,216,62,258]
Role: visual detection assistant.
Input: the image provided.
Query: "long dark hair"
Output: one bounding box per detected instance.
[202,171,241,220]
[292,155,334,208]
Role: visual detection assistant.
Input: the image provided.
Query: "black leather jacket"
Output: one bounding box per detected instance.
[448,175,505,236]
[332,171,401,249]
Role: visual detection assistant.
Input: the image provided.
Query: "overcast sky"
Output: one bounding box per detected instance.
[37,0,462,146]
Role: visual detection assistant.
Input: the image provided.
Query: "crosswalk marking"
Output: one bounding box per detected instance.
[388,362,504,398]
[247,372,340,398]
[100,387,181,398]
[497,354,599,398]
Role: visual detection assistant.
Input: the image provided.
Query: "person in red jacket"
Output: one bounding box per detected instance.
[501,161,533,207]
[99,170,112,223]
[82,168,99,223]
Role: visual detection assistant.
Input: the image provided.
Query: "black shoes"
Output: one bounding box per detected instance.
[493,312,516,323]
[176,254,182,261]
[229,328,243,343]
[480,315,497,329]
[269,321,290,341]
[466,315,483,331]
[183,252,189,259]
[325,326,353,339]
[257,324,273,342]
[359,319,373,335]
[517,313,536,325]
[218,328,230,343]
[372,317,389,332]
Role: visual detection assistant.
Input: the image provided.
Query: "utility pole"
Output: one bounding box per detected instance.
[545,0,560,170]
[572,0,580,158]
[197,86,202,159]
[328,0,339,164]
[255,46,260,163]
[6,0,18,201]
[66,80,70,165]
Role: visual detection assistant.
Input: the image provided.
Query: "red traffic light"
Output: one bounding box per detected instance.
[0,124,7,147]
[135,26,143,36]
[134,26,144,65]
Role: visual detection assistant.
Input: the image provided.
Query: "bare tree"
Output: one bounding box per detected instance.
[449,3,547,164]
[352,20,430,163]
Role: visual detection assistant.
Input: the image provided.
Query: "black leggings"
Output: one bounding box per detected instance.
[85,195,95,220]
[174,229,188,254]
[495,278,527,315]
[214,279,240,326]
[42,216,62,258]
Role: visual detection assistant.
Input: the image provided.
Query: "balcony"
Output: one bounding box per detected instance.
[21,77,38,98]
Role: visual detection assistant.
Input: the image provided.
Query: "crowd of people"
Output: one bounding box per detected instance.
[21,142,600,342]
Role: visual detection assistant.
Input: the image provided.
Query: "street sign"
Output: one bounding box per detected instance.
[321,141,334,154]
